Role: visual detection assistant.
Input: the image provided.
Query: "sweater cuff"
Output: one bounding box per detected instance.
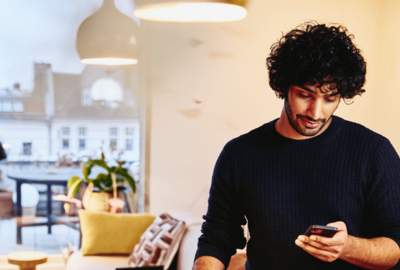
[194,242,232,269]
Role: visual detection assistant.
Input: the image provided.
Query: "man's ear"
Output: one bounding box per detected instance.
[277,88,285,99]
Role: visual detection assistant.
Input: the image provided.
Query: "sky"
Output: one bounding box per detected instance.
[0,0,139,91]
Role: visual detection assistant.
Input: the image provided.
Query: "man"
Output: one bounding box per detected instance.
[193,22,400,269]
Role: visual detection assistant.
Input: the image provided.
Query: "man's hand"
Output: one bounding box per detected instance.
[295,221,349,262]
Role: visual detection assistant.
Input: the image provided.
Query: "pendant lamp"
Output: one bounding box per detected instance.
[134,0,248,22]
[76,0,140,65]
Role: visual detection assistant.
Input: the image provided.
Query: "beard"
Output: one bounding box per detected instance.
[284,98,333,137]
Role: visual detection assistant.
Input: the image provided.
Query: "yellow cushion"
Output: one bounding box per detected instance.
[79,210,156,256]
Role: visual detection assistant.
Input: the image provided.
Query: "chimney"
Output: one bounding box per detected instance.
[33,63,52,97]
[13,83,20,90]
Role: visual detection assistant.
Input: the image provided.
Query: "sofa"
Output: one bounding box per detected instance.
[65,210,247,270]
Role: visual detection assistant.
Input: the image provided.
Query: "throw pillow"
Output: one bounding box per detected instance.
[129,213,186,269]
[79,210,156,256]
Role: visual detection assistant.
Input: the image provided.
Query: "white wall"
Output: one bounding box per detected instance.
[372,0,400,144]
[144,0,396,217]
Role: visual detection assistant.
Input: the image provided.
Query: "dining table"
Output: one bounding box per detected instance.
[7,167,83,244]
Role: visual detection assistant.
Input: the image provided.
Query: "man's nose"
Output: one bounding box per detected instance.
[306,99,323,121]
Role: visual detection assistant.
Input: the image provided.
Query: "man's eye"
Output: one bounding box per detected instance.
[325,98,336,102]
[300,94,310,98]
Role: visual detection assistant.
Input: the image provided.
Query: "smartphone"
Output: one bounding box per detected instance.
[304,225,338,237]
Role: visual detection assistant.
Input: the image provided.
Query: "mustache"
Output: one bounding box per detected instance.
[297,115,327,123]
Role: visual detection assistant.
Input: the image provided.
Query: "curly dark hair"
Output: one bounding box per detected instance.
[266,22,366,100]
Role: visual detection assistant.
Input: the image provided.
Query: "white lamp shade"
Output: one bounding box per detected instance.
[76,0,140,65]
[134,0,248,22]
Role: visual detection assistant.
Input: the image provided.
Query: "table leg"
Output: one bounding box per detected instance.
[47,184,52,234]
[15,182,22,216]
[15,182,22,244]
[79,231,82,249]
[17,223,22,245]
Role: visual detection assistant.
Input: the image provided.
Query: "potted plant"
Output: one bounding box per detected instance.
[67,153,136,213]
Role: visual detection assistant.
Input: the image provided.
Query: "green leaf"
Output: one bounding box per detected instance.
[110,166,122,173]
[86,178,94,184]
[102,185,126,192]
[89,159,110,172]
[67,176,81,189]
[67,177,82,198]
[118,170,136,193]
[92,179,105,192]
[117,167,128,175]
[95,173,108,181]
[116,161,126,167]
[96,173,112,187]
[82,162,93,179]
[116,178,125,183]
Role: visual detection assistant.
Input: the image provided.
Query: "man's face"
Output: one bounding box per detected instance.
[284,82,341,137]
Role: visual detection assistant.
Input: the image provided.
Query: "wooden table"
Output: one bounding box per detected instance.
[7,251,47,270]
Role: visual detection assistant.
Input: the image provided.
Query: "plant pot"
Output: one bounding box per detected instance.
[0,191,13,217]
[82,184,123,212]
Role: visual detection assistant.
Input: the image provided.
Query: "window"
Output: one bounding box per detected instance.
[1,1,143,255]
[110,128,117,136]
[79,139,85,150]
[126,139,133,150]
[23,142,32,155]
[2,100,12,112]
[62,139,69,149]
[13,101,24,112]
[126,127,134,136]
[82,88,92,106]
[78,127,86,136]
[62,127,70,136]
[110,139,117,151]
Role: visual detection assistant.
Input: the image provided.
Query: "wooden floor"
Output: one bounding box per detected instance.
[0,217,79,255]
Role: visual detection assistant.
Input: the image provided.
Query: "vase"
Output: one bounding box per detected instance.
[82,183,123,212]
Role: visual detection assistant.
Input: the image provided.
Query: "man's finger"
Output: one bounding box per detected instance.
[309,235,341,246]
[299,235,335,246]
[296,240,338,262]
[297,236,337,252]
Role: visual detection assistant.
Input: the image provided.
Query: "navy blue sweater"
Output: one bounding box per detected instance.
[195,116,400,269]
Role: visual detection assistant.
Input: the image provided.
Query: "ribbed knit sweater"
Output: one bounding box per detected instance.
[195,116,400,269]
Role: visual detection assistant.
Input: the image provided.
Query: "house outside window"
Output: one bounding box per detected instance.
[23,142,32,155]
[110,128,117,136]
[62,139,69,149]
[79,139,86,150]
[126,127,134,136]
[110,139,117,151]
[78,127,86,136]
[62,127,70,136]
[126,139,133,151]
